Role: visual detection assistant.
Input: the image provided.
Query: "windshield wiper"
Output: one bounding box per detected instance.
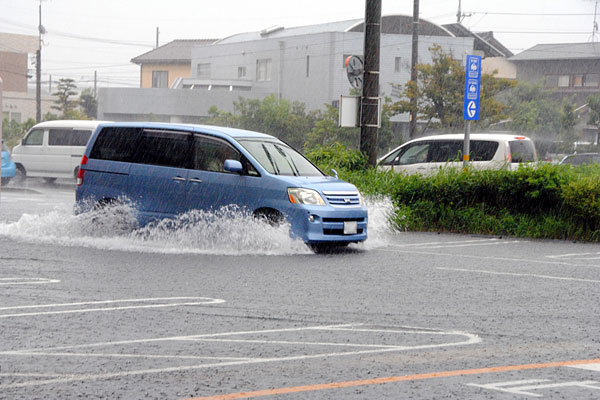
[262,144,280,175]
[274,144,300,176]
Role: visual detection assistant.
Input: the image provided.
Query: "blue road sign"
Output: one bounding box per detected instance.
[463,55,481,121]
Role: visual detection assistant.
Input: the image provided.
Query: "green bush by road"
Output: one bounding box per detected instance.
[307,145,600,242]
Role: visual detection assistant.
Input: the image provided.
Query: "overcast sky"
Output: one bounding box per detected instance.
[0,0,597,89]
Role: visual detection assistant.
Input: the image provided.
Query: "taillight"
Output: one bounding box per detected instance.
[77,155,88,186]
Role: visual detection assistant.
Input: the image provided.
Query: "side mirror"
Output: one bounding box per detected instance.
[224,159,243,174]
[331,168,338,179]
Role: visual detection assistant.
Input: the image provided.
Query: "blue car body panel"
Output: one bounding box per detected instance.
[1,148,16,178]
[76,123,368,244]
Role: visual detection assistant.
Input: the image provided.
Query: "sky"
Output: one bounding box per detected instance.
[0,0,598,90]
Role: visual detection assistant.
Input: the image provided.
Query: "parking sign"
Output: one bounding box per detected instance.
[463,55,481,121]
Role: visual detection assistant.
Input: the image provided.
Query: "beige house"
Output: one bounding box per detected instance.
[131,39,217,88]
[0,32,54,123]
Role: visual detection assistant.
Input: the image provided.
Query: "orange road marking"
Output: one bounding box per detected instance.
[186,358,600,400]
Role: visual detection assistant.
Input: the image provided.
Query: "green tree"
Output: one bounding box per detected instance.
[52,78,79,117]
[80,88,98,118]
[587,94,600,140]
[1,118,36,149]
[391,45,515,134]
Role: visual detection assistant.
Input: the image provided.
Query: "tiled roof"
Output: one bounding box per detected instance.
[131,39,218,64]
[510,42,600,61]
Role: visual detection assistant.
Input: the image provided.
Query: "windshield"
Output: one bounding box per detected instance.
[238,139,324,177]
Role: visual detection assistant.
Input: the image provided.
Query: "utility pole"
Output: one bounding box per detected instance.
[36,1,43,123]
[592,0,599,42]
[94,70,97,97]
[408,0,419,139]
[360,0,381,167]
[155,27,160,48]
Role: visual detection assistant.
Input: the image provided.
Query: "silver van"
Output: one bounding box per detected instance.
[378,133,538,175]
[11,120,108,182]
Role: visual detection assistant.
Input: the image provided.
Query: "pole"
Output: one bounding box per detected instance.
[36,2,42,123]
[155,27,159,48]
[409,0,419,139]
[463,120,471,168]
[94,70,97,97]
[360,0,381,167]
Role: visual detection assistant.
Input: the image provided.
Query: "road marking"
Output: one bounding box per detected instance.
[437,267,600,284]
[388,239,523,249]
[0,324,480,389]
[547,252,600,259]
[0,297,225,318]
[467,379,600,397]
[184,358,600,400]
[568,363,600,372]
[0,277,60,286]
[381,247,600,269]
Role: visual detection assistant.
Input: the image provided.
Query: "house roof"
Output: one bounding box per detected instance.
[510,42,600,61]
[442,23,513,57]
[131,39,218,64]
[216,15,455,45]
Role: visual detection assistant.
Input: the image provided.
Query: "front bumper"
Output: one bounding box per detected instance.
[286,205,368,244]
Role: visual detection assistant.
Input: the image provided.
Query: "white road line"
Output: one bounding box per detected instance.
[437,267,600,284]
[5,352,255,362]
[0,325,481,389]
[183,338,401,348]
[0,297,225,318]
[547,252,600,259]
[389,239,503,247]
[0,277,60,286]
[381,247,600,269]
[568,363,600,372]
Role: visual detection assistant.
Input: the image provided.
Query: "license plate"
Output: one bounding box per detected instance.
[343,221,357,235]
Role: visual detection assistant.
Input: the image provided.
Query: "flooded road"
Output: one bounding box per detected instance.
[1,182,599,399]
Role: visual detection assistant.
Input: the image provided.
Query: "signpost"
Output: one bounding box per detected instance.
[463,54,481,167]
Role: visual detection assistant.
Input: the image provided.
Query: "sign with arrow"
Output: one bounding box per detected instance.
[463,55,481,121]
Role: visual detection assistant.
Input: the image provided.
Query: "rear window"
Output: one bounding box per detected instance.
[131,129,191,169]
[509,140,536,163]
[71,130,93,146]
[471,141,499,161]
[89,127,141,162]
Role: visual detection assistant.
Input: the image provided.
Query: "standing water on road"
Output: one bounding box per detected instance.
[0,196,396,255]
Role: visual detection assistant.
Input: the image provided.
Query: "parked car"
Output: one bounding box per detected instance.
[378,133,538,175]
[11,120,108,183]
[1,140,16,186]
[75,122,368,249]
[559,153,600,166]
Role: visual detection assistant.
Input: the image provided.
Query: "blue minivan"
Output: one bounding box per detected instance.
[75,123,367,248]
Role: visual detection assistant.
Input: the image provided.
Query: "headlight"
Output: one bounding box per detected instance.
[288,188,326,206]
[357,190,365,205]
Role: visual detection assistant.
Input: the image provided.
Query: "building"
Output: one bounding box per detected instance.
[131,39,218,88]
[510,42,600,145]
[0,32,54,123]
[99,16,511,133]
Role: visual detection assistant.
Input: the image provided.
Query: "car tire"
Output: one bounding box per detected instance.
[13,165,26,184]
[1,177,11,186]
[253,208,284,226]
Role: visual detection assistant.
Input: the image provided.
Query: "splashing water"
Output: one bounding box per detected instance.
[0,197,398,255]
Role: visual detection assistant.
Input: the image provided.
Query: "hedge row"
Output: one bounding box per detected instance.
[307,146,600,241]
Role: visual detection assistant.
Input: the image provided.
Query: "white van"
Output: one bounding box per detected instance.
[11,120,108,182]
[378,133,538,175]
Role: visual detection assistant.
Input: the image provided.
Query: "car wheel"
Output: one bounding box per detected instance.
[1,177,10,186]
[253,208,284,226]
[309,242,350,254]
[13,165,26,184]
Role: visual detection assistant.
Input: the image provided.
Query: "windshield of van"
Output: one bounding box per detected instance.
[238,139,324,177]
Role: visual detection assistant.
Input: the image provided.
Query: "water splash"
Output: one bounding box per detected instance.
[0,197,398,255]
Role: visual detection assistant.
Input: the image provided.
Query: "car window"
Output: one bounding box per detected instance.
[239,139,323,177]
[23,129,44,145]
[428,141,462,162]
[89,127,142,162]
[471,141,499,161]
[132,129,191,169]
[192,135,258,175]
[509,140,536,163]
[379,148,402,166]
[398,143,429,165]
[49,129,72,146]
[70,130,93,146]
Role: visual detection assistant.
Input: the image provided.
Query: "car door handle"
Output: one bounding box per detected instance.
[189,178,202,183]
[172,176,186,182]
